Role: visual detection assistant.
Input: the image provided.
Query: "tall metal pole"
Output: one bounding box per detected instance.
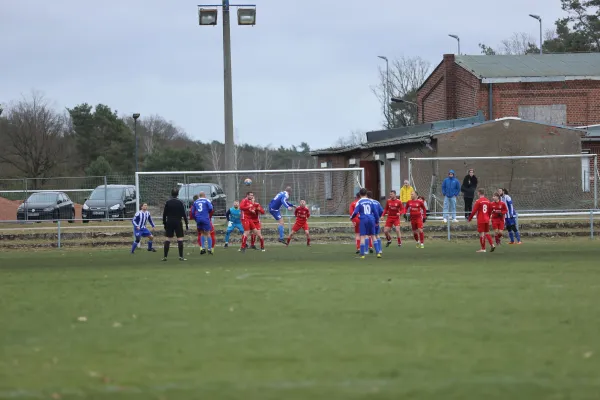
[134,118,138,173]
[385,59,390,127]
[223,0,236,206]
[539,18,543,55]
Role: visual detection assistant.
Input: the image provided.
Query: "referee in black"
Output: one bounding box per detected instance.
[162,187,189,261]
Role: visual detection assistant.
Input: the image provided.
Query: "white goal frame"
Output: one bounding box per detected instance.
[135,168,365,212]
[408,154,599,216]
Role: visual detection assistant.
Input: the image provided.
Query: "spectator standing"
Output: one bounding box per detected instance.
[461,168,478,219]
[442,170,460,223]
[399,180,413,221]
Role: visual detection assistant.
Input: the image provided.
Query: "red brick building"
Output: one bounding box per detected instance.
[417,53,600,127]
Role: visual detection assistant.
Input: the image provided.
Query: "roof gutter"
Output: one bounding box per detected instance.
[482,76,600,84]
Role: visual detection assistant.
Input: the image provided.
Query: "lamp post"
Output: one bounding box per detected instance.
[529,14,543,54]
[377,55,390,128]
[132,113,140,173]
[198,1,256,206]
[448,34,460,55]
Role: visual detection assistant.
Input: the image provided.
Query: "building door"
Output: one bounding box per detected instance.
[360,161,380,200]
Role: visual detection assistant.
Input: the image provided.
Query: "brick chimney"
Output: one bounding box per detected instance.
[443,54,457,120]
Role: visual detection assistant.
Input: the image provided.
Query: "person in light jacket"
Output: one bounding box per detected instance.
[441,169,461,223]
[461,168,478,219]
[399,180,414,221]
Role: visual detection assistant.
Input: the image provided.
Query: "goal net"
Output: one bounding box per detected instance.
[408,155,599,215]
[135,168,364,217]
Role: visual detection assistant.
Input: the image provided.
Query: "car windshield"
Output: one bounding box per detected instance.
[89,188,124,200]
[27,193,58,203]
[180,185,211,200]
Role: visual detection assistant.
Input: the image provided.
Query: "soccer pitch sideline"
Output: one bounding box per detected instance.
[1,240,599,400]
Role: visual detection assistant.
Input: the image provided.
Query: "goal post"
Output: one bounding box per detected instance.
[408,154,599,216]
[135,168,365,217]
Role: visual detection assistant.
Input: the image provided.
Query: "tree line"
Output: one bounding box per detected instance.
[0,92,315,180]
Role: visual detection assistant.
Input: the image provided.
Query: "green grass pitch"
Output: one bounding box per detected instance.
[1,240,600,399]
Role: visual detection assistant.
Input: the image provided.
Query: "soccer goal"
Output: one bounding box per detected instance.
[135,168,364,217]
[408,154,599,216]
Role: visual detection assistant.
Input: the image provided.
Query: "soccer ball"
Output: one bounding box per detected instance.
[244,178,252,186]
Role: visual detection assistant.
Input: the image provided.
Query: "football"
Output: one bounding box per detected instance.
[243,178,252,185]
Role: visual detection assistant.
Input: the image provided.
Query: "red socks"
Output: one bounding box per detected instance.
[241,235,247,248]
[479,236,485,249]
[385,232,392,241]
[486,234,493,246]
[307,237,310,246]
[398,236,402,244]
[413,232,419,242]
[260,237,265,249]
[419,232,424,243]
[211,231,216,248]
[356,239,360,250]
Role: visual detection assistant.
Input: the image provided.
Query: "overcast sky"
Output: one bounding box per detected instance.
[1,0,566,149]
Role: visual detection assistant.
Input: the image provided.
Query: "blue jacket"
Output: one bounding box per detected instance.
[442,170,461,197]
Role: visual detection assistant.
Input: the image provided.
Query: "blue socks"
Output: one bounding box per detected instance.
[360,242,366,256]
[131,241,137,253]
[376,238,382,253]
[515,230,521,242]
[225,231,231,243]
[147,240,153,250]
[278,225,285,240]
[207,236,212,250]
[508,231,515,242]
[201,235,206,248]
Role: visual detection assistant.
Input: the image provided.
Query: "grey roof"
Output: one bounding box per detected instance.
[455,53,600,83]
[580,124,600,138]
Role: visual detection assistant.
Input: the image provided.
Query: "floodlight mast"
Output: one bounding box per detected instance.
[197,1,256,206]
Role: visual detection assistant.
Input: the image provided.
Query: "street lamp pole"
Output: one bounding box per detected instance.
[377,55,390,128]
[133,113,140,173]
[222,0,235,206]
[529,14,543,54]
[448,34,460,55]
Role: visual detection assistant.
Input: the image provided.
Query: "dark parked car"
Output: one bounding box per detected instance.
[17,191,76,222]
[179,183,227,216]
[82,185,137,222]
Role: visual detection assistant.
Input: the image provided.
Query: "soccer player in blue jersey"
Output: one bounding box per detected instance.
[131,203,156,253]
[224,200,244,248]
[367,190,384,257]
[191,192,214,254]
[498,188,522,244]
[350,188,382,259]
[269,186,295,244]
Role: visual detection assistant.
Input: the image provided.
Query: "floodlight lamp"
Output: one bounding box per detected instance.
[529,14,541,21]
[132,113,140,120]
[237,8,256,26]
[199,8,218,26]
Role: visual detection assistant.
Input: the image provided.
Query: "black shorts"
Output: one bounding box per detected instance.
[165,220,184,238]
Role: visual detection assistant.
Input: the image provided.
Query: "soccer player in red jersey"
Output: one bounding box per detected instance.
[405,191,427,248]
[286,199,311,246]
[383,190,404,247]
[468,189,495,253]
[490,192,508,245]
[240,192,258,250]
[240,195,265,252]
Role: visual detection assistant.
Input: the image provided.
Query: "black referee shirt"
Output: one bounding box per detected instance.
[162,197,188,227]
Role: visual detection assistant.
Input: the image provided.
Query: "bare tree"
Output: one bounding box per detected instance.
[371,56,431,128]
[0,93,67,181]
[333,130,366,147]
[209,141,223,186]
[479,29,556,55]
[252,145,273,170]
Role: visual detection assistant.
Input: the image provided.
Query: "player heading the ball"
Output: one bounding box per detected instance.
[269,186,295,244]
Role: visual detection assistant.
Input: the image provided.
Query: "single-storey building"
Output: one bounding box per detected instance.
[417,53,600,127]
[311,117,589,215]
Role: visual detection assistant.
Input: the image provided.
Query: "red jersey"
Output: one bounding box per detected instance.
[246,201,265,222]
[405,199,426,220]
[294,206,310,223]
[349,200,359,222]
[469,197,491,224]
[240,198,252,220]
[489,201,508,220]
[383,199,404,218]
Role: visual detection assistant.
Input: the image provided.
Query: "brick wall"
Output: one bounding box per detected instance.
[418,54,600,126]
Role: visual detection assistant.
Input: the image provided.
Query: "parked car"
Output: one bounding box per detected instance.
[179,183,227,216]
[17,191,76,222]
[82,185,136,222]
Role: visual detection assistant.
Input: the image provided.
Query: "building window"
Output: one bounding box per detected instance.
[518,104,566,126]
[324,162,333,200]
[391,160,401,194]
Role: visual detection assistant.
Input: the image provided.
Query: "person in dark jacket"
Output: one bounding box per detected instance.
[461,168,478,219]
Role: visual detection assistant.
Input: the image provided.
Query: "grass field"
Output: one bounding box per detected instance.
[1,240,600,399]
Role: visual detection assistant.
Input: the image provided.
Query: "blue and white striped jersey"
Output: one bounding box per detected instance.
[269,191,294,211]
[501,194,517,218]
[132,210,155,228]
